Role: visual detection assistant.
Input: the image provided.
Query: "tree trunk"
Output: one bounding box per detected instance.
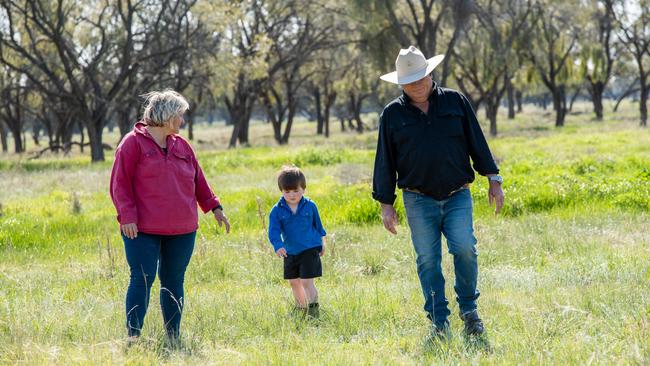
[238,116,250,145]
[340,116,346,132]
[323,103,330,138]
[261,91,283,144]
[506,75,515,119]
[226,94,254,148]
[553,87,567,127]
[314,88,323,135]
[613,78,639,113]
[87,122,105,162]
[281,101,297,144]
[117,108,133,139]
[324,112,330,137]
[614,88,639,112]
[186,108,194,141]
[0,124,7,152]
[516,90,523,112]
[228,118,242,148]
[323,92,336,138]
[590,82,604,120]
[640,84,648,127]
[32,124,41,146]
[542,94,548,110]
[568,85,582,113]
[349,92,364,133]
[10,126,23,153]
[79,121,85,153]
[227,74,256,148]
[485,99,499,136]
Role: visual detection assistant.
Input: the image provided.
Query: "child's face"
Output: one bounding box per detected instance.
[282,187,304,205]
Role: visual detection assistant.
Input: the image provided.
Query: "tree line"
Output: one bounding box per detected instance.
[0,0,647,161]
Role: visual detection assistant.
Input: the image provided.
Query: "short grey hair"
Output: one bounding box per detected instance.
[141,89,189,127]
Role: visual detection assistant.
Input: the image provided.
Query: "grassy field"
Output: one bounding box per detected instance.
[0,101,649,364]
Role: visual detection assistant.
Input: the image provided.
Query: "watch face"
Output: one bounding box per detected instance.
[490,175,503,183]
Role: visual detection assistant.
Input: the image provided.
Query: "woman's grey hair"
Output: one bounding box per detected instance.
[141,89,189,127]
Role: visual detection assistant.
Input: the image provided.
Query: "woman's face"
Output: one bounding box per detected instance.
[402,76,432,103]
[167,112,185,134]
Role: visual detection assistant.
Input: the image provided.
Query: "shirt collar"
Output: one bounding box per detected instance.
[279,196,306,211]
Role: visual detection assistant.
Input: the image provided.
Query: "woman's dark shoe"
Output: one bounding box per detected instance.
[460,310,484,336]
[125,335,139,347]
[432,320,450,339]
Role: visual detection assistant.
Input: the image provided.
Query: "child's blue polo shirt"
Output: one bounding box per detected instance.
[268,196,326,255]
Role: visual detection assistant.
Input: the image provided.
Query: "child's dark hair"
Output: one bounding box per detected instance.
[277,165,306,191]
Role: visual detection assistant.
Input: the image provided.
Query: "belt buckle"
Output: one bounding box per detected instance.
[448,184,468,197]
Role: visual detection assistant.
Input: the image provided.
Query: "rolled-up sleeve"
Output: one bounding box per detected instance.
[109,136,139,225]
[192,152,220,213]
[372,112,398,205]
[460,94,499,176]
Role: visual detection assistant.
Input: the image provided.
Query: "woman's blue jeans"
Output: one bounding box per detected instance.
[122,231,196,339]
[402,189,479,327]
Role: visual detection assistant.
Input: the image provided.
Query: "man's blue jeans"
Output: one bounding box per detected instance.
[402,189,479,327]
[122,231,196,338]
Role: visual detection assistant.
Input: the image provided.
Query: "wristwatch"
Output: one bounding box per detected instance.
[488,175,503,184]
[212,204,223,213]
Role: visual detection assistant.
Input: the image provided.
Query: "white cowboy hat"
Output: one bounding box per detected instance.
[380,46,445,85]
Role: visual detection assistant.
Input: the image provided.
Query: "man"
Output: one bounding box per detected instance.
[372,46,504,337]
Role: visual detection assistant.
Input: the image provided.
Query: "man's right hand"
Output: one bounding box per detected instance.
[121,223,138,239]
[381,203,398,235]
[276,247,288,257]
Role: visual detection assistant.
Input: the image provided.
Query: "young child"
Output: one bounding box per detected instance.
[268,166,326,317]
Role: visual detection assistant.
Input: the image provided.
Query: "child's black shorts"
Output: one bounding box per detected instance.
[284,246,322,279]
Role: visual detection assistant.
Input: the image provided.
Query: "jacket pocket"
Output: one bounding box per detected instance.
[139,149,162,178]
[393,118,424,147]
[437,112,464,137]
[172,151,195,178]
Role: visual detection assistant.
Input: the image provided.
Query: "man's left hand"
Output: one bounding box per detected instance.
[213,208,231,233]
[488,181,505,215]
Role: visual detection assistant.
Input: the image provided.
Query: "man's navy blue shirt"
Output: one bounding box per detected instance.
[372,83,499,203]
[268,196,326,255]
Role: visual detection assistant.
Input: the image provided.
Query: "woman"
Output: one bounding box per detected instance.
[110,89,230,342]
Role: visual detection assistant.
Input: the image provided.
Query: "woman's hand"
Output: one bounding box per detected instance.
[121,223,138,239]
[212,208,231,233]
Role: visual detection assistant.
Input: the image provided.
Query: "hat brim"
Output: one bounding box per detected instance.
[379,54,445,85]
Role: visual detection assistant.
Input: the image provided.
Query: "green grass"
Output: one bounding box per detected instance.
[0,101,649,364]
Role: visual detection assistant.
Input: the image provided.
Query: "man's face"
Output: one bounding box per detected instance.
[402,76,432,102]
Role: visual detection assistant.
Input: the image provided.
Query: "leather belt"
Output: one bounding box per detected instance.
[404,183,469,197]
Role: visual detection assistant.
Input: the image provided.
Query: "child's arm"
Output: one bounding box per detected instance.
[268,206,287,257]
[320,236,326,256]
[312,203,327,256]
[312,203,327,237]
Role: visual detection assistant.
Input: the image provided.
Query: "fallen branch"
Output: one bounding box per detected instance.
[29,141,113,160]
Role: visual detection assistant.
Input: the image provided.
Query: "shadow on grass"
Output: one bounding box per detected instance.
[422,331,493,356]
[123,334,201,359]
[462,333,493,353]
